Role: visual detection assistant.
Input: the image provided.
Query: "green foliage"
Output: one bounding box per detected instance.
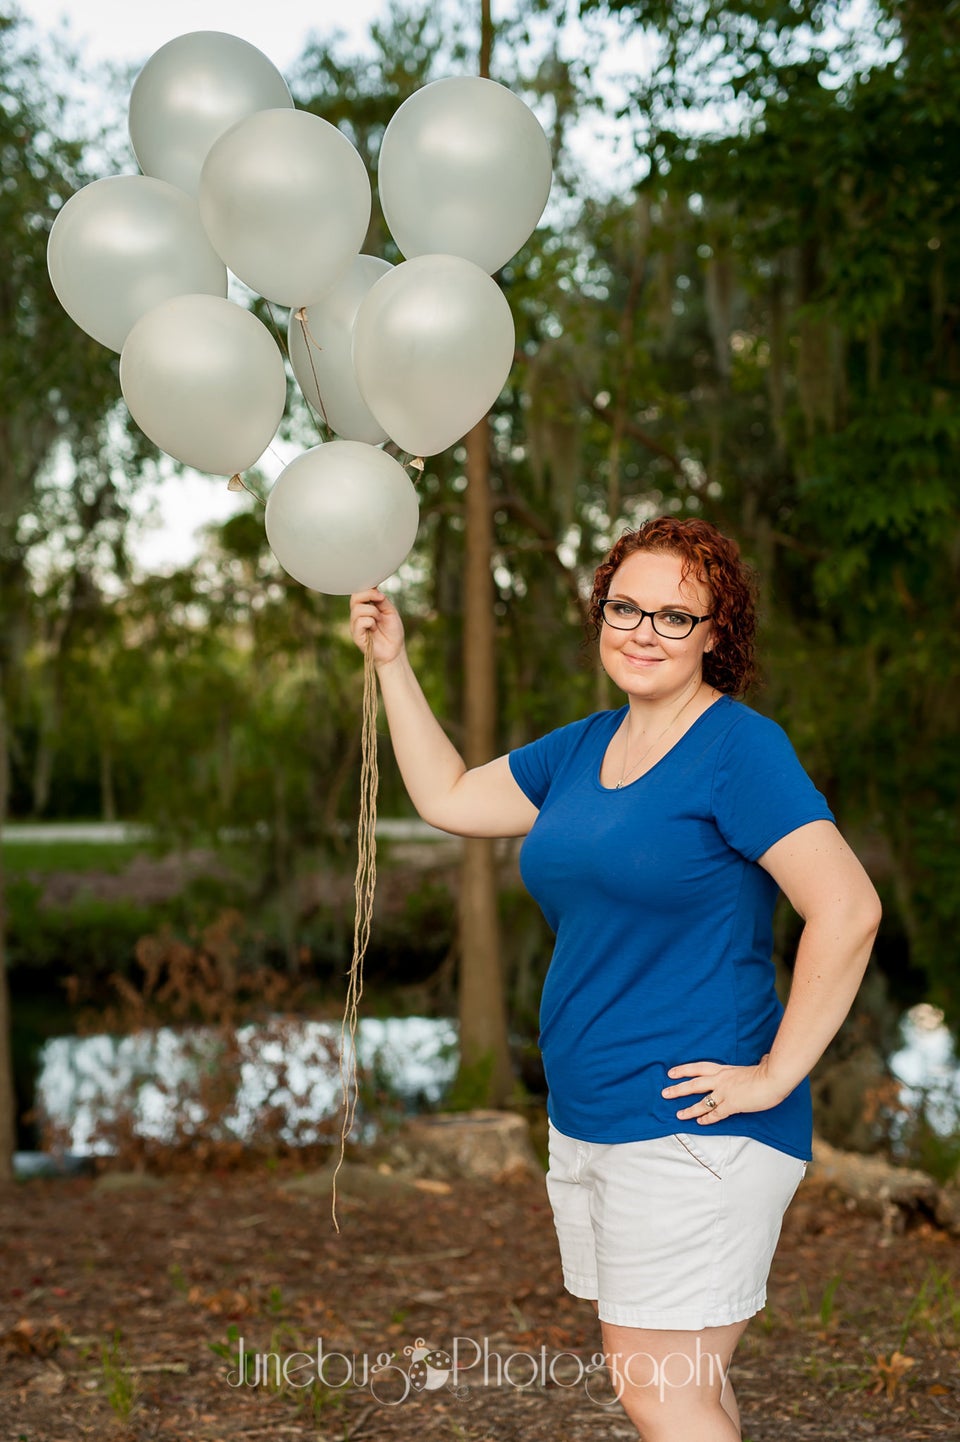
[900,1265,960,1352]
[209,1323,256,1384]
[41,911,348,1165]
[2,0,958,1055]
[571,0,960,1024]
[0,12,158,892]
[580,0,899,121]
[99,1330,139,1421]
[4,878,157,977]
[819,1274,842,1330]
[371,877,456,984]
[1,841,143,875]
[444,1048,497,1112]
[907,1116,960,1188]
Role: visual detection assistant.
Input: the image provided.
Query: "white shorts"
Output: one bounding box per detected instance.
[546,1120,806,1330]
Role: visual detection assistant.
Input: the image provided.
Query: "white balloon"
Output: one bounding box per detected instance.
[379,76,552,274]
[352,254,515,457]
[120,294,286,476]
[129,31,293,197]
[265,442,420,594]
[46,176,227,353]
[199,109,371,307]
[287,256,392,443]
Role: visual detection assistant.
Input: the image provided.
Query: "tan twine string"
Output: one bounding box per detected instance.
[294,306,333,436]
[227,473,264,502]
[331,637,379,1231]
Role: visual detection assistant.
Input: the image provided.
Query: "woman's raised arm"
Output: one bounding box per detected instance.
[349,589,539,839]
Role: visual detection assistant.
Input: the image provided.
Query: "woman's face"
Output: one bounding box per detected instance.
[598,549,714,704]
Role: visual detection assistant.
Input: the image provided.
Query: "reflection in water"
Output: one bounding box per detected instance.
[28,1004,958,1163]
[889,1003,960,1135]
[35,1016,459,1155]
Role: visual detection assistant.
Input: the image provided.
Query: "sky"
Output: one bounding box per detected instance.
[15,0,651,573]
[13,0,889,574]
[12,0,415,573]
[13,0,385,73]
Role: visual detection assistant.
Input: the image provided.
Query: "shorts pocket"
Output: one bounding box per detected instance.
[673,1132,726,1180]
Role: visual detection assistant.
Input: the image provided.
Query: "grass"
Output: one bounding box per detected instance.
[788,1272,844,1334]
[209,1323,257,1386]
[759,1255,960,1411]
[208,1322,355,1420]
[818,1274,842,1329]
[1,839,145,874]
[899,1264,960,1350]
[100,1330,139,1421]
[168,1262,189,1294]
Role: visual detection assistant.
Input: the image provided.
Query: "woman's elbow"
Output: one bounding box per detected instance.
[814,878,882,952]
[852,880,883,948]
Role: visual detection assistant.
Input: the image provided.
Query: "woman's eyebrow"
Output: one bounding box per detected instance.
[609,590,696,609]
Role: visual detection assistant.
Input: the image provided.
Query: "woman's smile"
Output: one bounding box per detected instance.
[599,551,714,706]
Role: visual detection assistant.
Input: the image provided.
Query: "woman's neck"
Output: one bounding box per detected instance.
[624,677,716,735]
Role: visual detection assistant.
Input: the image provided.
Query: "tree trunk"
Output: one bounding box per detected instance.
[457,411,513,1107]
[811,1137,960,1236]
[99,739,117,823]
[451,0,513,1110]
[0,676,17,1181]
[31,693,57,816]
[479,0,493,76]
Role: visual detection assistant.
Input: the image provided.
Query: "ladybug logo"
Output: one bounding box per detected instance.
[404,1337,453,1392]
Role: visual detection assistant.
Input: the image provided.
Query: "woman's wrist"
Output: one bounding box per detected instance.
[372,645,408,677]
[757,1052,800,1104]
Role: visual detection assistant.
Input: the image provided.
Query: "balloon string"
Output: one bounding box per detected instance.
[331,637,379,1232]
[294,306,334,436]
[227,473,264,503]
[264,300,292,361]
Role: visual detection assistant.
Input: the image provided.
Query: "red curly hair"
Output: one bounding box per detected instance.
[589,517,758,696]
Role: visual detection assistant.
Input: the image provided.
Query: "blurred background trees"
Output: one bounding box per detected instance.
[1,0,958,1163]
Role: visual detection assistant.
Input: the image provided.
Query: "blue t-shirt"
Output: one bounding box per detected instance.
[508,695,834,1161]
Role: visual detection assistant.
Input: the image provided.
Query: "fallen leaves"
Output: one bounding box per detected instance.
[869,1348,916,1400]
[1,1168,958,1441]
[187,1285,257,1317]
[0,1317,64,1358]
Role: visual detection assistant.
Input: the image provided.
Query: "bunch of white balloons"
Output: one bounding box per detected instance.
[45,31,552,593]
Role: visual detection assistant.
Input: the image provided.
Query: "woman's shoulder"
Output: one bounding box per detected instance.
[552,706,625,744]
[509,707,623,805]
[707,697,833,839]
[512,706,623,757]
[711,695,794,744]
[709,697,816,785]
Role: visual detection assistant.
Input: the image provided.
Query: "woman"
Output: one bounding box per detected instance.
[349,517,880,1441]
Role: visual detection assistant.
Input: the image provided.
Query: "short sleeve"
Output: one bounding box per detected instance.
[711,711,835,862]
[508,715,601,809]
[509,732,560,808]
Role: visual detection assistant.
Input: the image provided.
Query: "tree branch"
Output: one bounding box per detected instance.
[583,392,688,478]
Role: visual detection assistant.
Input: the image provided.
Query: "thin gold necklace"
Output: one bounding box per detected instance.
[615,692,700,789]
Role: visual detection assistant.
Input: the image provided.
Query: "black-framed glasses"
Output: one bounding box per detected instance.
[599,599,712,640]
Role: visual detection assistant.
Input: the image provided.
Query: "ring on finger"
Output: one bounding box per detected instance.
[704,1094,718,1111]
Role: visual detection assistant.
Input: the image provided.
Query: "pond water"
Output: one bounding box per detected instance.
[15,1002,958,1178]
[888,1002,960,1135]
[29,1015,458,1160]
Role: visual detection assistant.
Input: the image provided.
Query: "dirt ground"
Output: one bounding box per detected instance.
[2,1146,958,1442]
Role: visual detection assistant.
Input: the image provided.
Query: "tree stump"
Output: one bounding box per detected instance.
[390,1109,542,1182]
[811,1136,960,1235]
